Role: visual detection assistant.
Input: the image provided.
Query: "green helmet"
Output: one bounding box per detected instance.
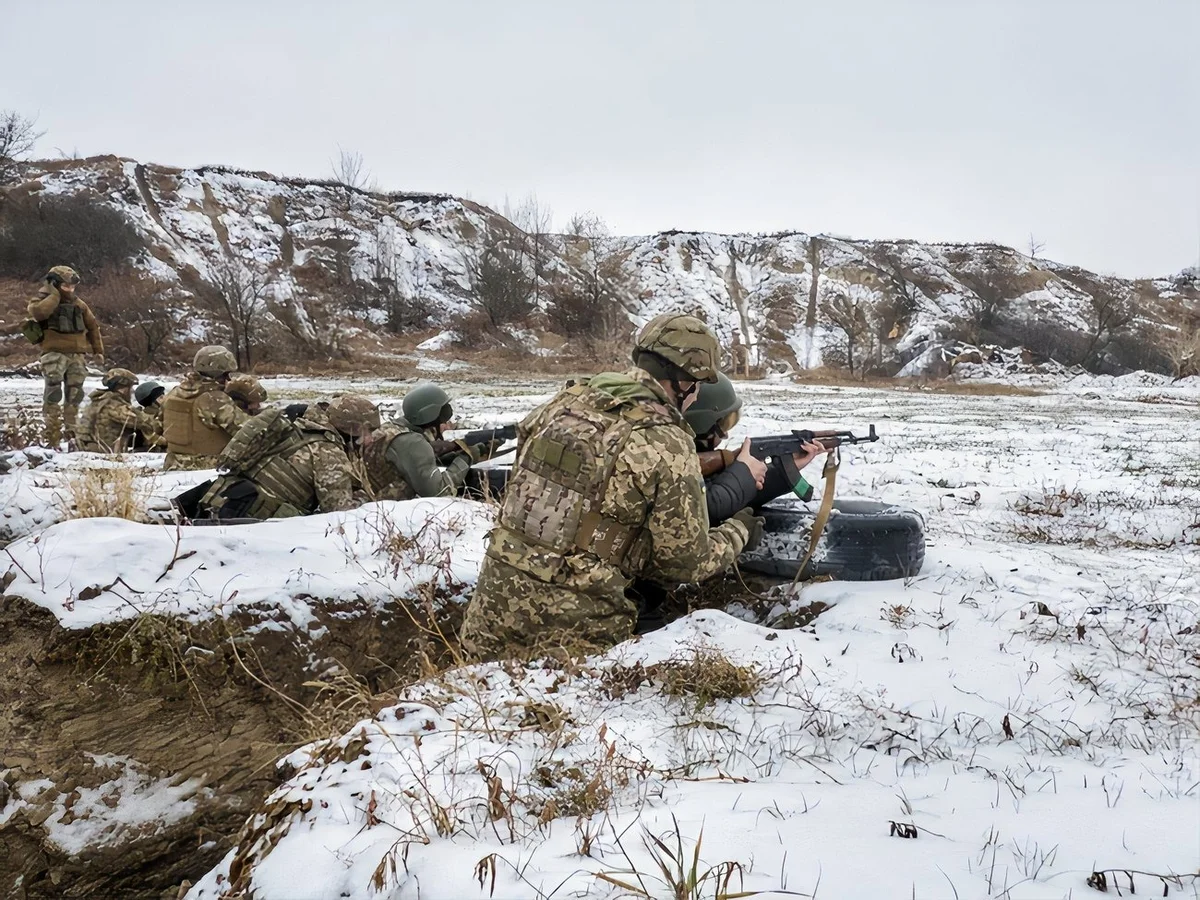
[194,346,238,378]
[102,367,138,390]
[327,395,381,437]
[134,381,165,406]
[402,384,452,427]
[46,265,81,286]
[632,313,720,384]
[683,373,742,437]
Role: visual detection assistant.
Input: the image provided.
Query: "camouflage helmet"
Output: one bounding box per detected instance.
[402,383,452,427]
[226,374,268,405]
[134,381,166,406]
[327,395,381,437]
[683,372,742,437]
[193,345,238,378]
[46,265,81,286]
[102,367,138,390]
[632,313,720,384]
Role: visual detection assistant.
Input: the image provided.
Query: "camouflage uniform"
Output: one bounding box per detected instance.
[200,408,355,518]
[76,389,162,453]
[162,373,249,470]
[226,374,268,415]
[26,268,104,443]
[459,368,750,659]
[361,421,483,501]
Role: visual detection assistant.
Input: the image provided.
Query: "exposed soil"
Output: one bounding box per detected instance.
[0,593,459,899]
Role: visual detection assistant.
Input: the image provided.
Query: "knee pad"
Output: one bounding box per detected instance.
[44,385,64,405]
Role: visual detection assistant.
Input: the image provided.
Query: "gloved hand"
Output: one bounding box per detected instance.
[731,507,765,552]
[466,437,504,462]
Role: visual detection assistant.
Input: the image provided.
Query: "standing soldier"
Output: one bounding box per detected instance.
[226,374,268,415]
[76,368,163,453]
[198,395,376,519]
[360,384,504,501]
[162,346,248,470]
[460,313,763,660]
[25,266,104,444]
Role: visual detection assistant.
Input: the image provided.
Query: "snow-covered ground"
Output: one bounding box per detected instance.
[2,374,1198,899]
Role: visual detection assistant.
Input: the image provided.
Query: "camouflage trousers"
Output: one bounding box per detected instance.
[459,556,637,661]
[40,352,87,440]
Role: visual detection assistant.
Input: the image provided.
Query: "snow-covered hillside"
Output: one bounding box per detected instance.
[11,157,1197,374]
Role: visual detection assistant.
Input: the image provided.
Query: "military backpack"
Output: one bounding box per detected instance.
[216,407,297,476]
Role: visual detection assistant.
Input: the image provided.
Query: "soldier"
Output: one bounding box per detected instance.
[25,266,104,444]
[76,368,164,453]
[131,381,167,451]
[460,313,764,660]
[360,384,504,501]
[162,346,248,470]
[198,395,375,519]
[226,374,268,415]
[685,373,828,524]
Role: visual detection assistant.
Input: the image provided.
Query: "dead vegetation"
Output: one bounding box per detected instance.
[59,463,153,521]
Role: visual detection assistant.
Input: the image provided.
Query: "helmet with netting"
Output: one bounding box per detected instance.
[632,313,720,384]
[327,395,381,437]
[193,346,238,378]
[102,368,138,390]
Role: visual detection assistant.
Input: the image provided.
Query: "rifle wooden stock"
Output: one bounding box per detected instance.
[697,448,736,477]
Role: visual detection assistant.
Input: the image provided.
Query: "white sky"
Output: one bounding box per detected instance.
[4,0,1196,277]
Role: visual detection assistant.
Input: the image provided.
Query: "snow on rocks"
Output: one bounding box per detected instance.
[2,499,494,630]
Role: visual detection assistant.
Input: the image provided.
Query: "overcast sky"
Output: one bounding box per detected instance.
[4,0,1196,277]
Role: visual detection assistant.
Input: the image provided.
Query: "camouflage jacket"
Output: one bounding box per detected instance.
[27,287,104,356]
[361,421,473,501]
[204,409,355,518]
[77,389,161,453]
[162,374,248,469]
[460,368,750,658]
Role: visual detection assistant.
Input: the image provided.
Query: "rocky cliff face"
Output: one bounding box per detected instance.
[8,156,1197,374]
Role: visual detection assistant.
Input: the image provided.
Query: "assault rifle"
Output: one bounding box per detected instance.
[698,425,879,477]
[432,423,518,463]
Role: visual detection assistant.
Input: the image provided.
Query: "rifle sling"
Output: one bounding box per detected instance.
[793,449,839,584]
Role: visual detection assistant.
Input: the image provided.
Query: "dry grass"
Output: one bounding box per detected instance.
[2,403,43,450]
[604,648,763,709]
[59,464,153,521]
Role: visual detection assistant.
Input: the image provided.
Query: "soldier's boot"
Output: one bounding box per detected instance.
[42,404,63,446]
[62,404,80,441]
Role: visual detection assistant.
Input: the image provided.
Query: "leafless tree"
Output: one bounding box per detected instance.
[0,110,44,185]
[505,193,553,306]
[1081,283,1139,368]
[957,262,1015,344]
[86,273,181,369]
[1027,234,1046,258]
[546,213,632,351]
[330,148,369,193]
[207,254,269,369]
[1162,313,1200,379]
[820,289,872,377]
[372,224,431,333]
[465,229,534,329]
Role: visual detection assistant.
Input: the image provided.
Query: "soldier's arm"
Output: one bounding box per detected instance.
[310,443,356,512]
[26,289,61,322]
[385,432,460,497]
[196,392,250,436]
[79,300,104,356]
[636,428,750,584]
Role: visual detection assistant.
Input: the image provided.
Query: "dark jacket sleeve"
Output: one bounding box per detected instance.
[752,455,814,508]
[702,460,760,525]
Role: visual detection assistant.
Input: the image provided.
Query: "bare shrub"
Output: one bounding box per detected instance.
[3,404,43,450]
[0,193,145,280]
[820,289,873,376]
[546,216,634,353]
[461,229,534,334]
[86,271,182,370]
[0,110,44,186]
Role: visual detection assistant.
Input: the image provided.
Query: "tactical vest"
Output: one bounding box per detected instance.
[489,383,675,583]
[235,416,344,516]
[163,381,232,457]
[362,422,420,501]
[45,299,86,335]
